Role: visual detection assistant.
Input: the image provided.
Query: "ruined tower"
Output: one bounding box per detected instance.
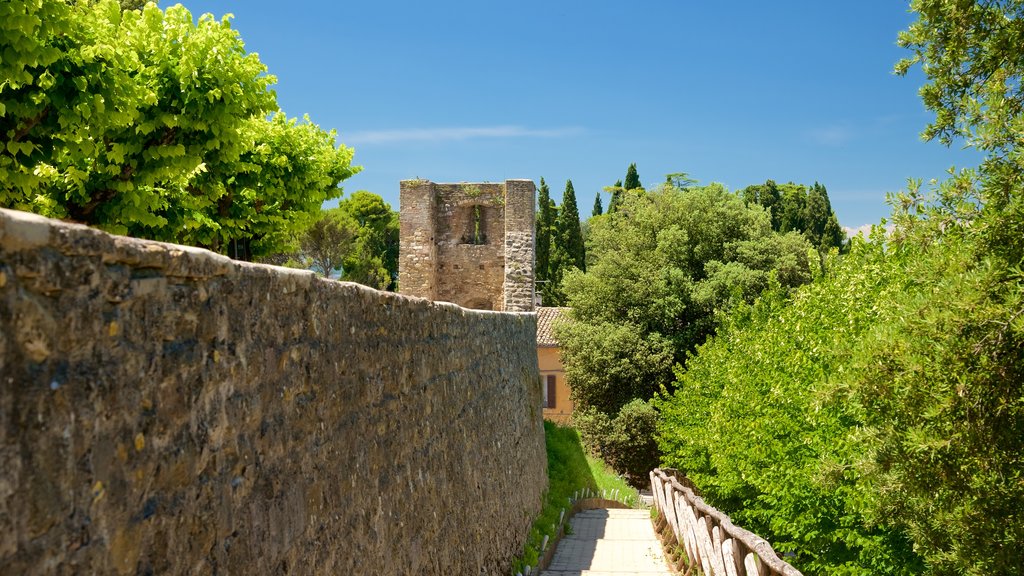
[398,179,536,312]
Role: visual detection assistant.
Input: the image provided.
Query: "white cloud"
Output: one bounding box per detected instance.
[843,223,874,239]
[843,222,896,240]
[346,125,585,145]
[805,125,854,146]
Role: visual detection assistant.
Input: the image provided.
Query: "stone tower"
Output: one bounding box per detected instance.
[398,179,535,312]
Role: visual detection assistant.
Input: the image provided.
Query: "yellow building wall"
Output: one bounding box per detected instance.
[538,347,573,423]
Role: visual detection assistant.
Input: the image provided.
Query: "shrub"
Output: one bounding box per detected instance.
[575,400,659,487]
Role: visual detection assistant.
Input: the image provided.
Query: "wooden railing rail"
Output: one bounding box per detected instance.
[650,468,802,576]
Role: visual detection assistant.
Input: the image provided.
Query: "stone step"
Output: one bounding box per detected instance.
[539,507,672,576]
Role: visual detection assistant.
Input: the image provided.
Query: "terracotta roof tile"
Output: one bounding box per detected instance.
[537,307,570,348]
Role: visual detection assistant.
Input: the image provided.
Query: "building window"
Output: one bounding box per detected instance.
[544,374,556,409]
[461,204,487,245]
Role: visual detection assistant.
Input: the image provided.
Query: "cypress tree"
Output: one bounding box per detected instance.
[778,184,807,233]
[543,243,569,306]
[592,191,603,217]
[535,178,554,282]
[740,180,783,230]
[804,182,844,251]
[607,180,624,213]
[624,163,642,190]
[558,179,586,272]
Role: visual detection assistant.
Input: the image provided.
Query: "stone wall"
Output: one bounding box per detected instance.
[398,179,536,312]
[501,180,536,312]
[0,208,547,575]
[396,179,438,303]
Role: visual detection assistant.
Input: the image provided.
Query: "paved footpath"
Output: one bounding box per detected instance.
[540,508,673,576]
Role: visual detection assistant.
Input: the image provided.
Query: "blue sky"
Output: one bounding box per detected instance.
[183,0,980,230]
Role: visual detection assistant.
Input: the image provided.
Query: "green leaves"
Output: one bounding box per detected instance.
[740,180,845,253]
[845,194,1024,575]
[335,191,399,289]
[535,177,585,305]
[558,182,815,480]
[277,191,398,289]
[0,0,358,260]
[657,237,924,574]
[659,171,1024,574]
[898,0,1024,208]
[882,18,1024,569]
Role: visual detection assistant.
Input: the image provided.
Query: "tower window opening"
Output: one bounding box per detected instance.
[461,204,488,245]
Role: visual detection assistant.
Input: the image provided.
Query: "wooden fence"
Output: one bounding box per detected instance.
[650,468,802,576]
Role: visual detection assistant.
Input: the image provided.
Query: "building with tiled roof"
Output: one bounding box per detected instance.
[537,307,573,423]
[537,307,569,348]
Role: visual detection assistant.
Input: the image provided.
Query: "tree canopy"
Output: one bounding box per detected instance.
[535,177,587,306]
[659,178,1024,574]
[282,191,398,289]
[740,180,844,252]
[336,191,399,289]
[536,178,554,285]
[298,209,357,278]
[897,0,1024,205]
[655,2,1024,573]
[556,182,814,480]
[0,0,358,259]
[658,231,927,574]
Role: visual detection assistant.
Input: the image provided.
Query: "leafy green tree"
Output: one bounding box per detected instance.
[540,180,584,306]
[777,183,807,233]
[850,182,1023,576]
[897,0,1024,206]
[270,191,397,289]
[557,182,814,476]
[741,180,844,253]
[656,230,926,574]
[336,191,399,290]
[543,242,570,306]
[660,174,1024,575]
[623,162,642,191]
[2,1,276,224]
[860,3,1024,570]
[299,208,357,277]
[202,113,358,260]
[592,191,603,217]
[574,399,659,487]
[604,164,644,217]
[655,3,1024,568]
[558,319,675,415]
[0,0,358,259]
[803,182,844,251]
[739,180,783,229]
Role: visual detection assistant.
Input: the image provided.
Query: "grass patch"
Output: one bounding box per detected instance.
[586,453,640,507]
[512,421,641,574]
